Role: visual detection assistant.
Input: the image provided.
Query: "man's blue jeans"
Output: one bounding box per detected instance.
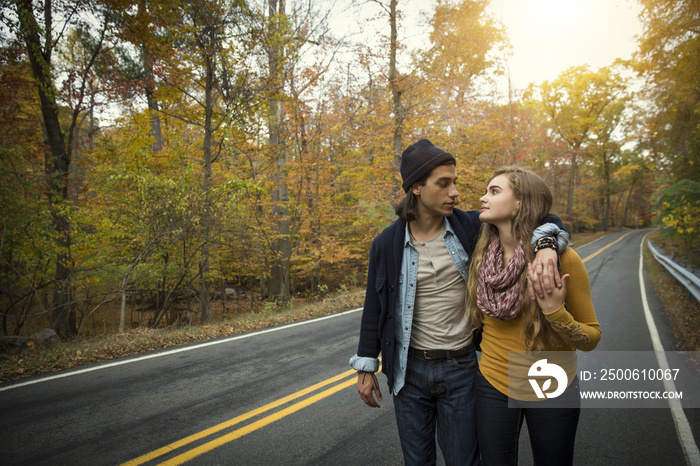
[393,346,479,466]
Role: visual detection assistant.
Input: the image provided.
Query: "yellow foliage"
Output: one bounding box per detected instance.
[661,197,700,241]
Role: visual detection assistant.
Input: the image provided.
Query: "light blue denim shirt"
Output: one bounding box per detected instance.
[349,221,568,395]
[390,219,470,394]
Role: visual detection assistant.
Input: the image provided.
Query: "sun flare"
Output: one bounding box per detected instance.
[489,0,641,89]
[527,0,583,25]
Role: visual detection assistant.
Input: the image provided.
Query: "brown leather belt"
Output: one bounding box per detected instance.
[408,345,471,360]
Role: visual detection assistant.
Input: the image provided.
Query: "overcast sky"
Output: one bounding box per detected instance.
[487,0,643,90]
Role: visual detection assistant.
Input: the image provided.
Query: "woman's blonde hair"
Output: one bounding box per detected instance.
[467,166,560,351]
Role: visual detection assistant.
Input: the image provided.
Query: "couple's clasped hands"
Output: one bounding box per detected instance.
[526,253,569,315]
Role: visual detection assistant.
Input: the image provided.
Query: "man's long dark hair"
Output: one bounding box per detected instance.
[395,161,456,222]
[395,189,422,222]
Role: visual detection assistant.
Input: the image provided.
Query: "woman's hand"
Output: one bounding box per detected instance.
[527,257,569,315]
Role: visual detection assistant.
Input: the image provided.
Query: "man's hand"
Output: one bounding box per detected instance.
[528,258,570,314]
[357,371,382,408]
[528,248,562,299]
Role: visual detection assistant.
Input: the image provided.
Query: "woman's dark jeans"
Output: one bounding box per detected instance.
[475,371,581,466]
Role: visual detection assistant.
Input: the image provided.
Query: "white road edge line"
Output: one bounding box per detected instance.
[0,307,364,393]
[639,233,700,466]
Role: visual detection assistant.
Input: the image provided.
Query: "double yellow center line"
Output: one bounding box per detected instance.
[122,368,361,466]
[581,232,632,263]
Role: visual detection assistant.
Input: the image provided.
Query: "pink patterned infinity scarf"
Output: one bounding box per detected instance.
[476,237,526,321]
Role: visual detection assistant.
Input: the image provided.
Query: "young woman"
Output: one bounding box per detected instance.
[467,167,601,466]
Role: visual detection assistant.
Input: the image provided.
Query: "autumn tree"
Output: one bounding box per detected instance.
[116,0,253,321]
[421,0,504,104]
[179,0,249,322]
[106,0,178,152]
[590,100,628,230]
[8,0,115,337]
[534,65,627,227]
[262,0,293,301]
[633,0,700,183]
[411,0,505,183]
[255,0,335,300]
[386,0,403,172]
[0,40,52,335]
[614,151,652,228]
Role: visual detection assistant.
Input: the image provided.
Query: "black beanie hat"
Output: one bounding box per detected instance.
[400,139,456,193]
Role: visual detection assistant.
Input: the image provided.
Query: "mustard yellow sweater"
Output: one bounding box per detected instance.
[478,247,601,397]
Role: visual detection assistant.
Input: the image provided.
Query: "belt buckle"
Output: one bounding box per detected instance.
[426,349,446,359]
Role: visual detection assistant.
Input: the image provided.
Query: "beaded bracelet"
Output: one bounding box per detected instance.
[533,236,558,254]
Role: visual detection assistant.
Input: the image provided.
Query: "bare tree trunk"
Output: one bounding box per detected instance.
[145,87,163,152]
[199,51,214,322]
[622,178,637,227]
[138,0,163,152]
[389,0,402,174]
[16,0,76,338]
[566,148,579,222]
[507,68,517,165]
[267,0,291,301]
[601,150,611,231]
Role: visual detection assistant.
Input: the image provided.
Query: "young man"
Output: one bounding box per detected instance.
[349,139,567,465]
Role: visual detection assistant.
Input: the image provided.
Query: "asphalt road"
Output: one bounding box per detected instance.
[1,229,698,465]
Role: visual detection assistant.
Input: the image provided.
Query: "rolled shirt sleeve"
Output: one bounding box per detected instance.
[349,354,380,373]
[532,222,570,252]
